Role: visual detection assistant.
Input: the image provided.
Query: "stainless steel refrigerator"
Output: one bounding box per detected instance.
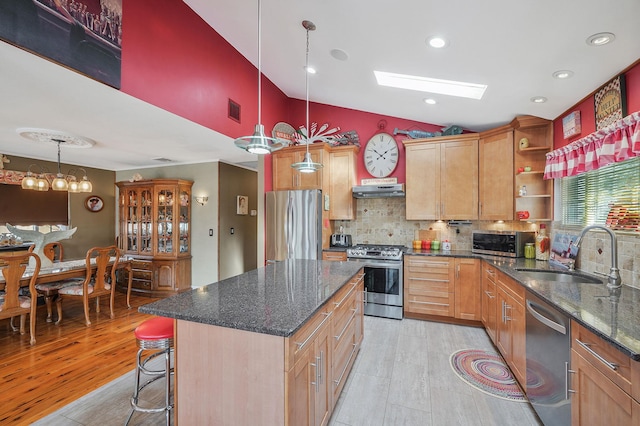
[266,189,323,262]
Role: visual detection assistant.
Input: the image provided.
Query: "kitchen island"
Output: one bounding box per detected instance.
[140,259,364,425]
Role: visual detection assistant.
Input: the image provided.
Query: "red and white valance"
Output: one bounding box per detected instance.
[544,111,640,179]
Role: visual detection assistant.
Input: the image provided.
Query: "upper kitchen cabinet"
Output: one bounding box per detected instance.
[512,116,553,222]
[404,134,479,220]
[479,125,514,221]
[329,145,359,220]
[272,144,330,191]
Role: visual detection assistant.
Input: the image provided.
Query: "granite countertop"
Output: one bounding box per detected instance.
[139,259,363,338]
[406,249,640,360]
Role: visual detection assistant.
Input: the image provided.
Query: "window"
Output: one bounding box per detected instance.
[561,157,640,230]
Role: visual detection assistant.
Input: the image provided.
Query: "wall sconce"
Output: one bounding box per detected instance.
[195,196,209,206]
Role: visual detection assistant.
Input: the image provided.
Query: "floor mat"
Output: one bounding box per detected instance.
[449,349,527,402]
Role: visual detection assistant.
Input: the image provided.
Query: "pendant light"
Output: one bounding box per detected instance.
[51,139,69,191]
[291,20,323,173]
[233,0,284,155]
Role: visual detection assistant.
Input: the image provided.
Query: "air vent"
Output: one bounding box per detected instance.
[228,99,241,123]
[152,157,174,163]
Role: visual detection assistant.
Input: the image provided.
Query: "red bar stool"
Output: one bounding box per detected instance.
[125,316,174,425]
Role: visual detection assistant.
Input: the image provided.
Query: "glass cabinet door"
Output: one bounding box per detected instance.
[178,188,190,253]
[140,188,153,254]
[156,187,174,254]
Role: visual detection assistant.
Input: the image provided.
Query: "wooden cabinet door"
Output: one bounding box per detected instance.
[481,263,498,343]
[313,325,332,426]
[291,343,314,426]
[454,258,481,321]
[441,139,478,219]
[298,148,324,190]
[496,286,512,359]
[509,297,526,385]
[405,143,440,220]
[479,129,514,220]
[329,147,357,220]
[153,260,175,290]
[273,150,298,190]
[571,350,637,426]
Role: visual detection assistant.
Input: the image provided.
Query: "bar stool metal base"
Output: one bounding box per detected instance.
[125,334,174,425]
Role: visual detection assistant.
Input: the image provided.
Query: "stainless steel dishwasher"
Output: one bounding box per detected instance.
[525,291,572,426]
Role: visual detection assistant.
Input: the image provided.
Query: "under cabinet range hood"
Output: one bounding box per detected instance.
[352,184,405,198]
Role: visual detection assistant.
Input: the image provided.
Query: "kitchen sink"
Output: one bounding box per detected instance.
[514,268,603,284]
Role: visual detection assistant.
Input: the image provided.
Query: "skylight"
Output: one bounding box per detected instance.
[374,71,487,100]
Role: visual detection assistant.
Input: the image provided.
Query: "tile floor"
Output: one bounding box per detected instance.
[35,316,542,425]
[329,316,542,426]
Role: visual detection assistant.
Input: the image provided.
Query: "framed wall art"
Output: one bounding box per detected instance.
[562,111,581,139]
[236,195,248,215]
[85,195,104,212]
[594,74,627,130]
[0,0,122,88]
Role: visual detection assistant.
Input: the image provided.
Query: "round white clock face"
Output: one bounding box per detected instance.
[364,133,399,178]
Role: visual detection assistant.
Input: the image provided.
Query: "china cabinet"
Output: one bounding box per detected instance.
[115,179,193,296]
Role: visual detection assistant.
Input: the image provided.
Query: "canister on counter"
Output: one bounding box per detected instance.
[413,240,422,250]
[524,243,535,259]
[422,240,431,250]
[431,240,440,250]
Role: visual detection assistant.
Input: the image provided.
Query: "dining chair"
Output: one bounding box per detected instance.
[56,245,120,326]
[0,252,41,345]
[31,242,70,323]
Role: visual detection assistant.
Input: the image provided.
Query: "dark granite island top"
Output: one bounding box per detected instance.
[139,259,363,337]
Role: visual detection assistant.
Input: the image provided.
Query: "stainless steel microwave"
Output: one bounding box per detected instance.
[472,230,536,257]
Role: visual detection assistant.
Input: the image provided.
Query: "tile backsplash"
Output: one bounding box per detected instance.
[334,197,640,290]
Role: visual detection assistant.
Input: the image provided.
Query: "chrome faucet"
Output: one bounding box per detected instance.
[572,225,621,288]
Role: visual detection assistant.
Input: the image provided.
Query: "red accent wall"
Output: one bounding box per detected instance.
[120,0,289,142]
[117,1,461,193]
[553,61,640,149]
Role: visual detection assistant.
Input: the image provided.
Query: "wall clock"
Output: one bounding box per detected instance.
[364,133,399,178]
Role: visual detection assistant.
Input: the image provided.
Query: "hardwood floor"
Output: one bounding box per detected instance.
[0,291,159,425]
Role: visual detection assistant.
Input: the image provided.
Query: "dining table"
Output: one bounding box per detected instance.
[0,257,134,308]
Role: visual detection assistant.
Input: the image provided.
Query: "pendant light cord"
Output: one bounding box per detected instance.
[257,0,262,126]
[305,25,310,149]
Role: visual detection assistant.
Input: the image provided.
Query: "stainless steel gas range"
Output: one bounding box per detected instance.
[346,244,404,320]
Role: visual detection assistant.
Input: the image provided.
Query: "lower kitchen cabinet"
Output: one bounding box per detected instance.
[291,315,332,426]
[322,251,347,261]
[404,256,455,317]
[495,270,526,385]
[571,321,640,425]
[454,258,481,321]
[288,270,364,426]
[481,262,498,342]
[404,256,481,321]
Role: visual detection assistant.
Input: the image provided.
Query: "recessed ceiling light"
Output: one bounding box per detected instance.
[426,36,448,49]
[374,71,487,100]
[552,70,574,79]
[586,32,615,46]
[530,96,548,103]
[424,98,437,105]
[330,48,349,61]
